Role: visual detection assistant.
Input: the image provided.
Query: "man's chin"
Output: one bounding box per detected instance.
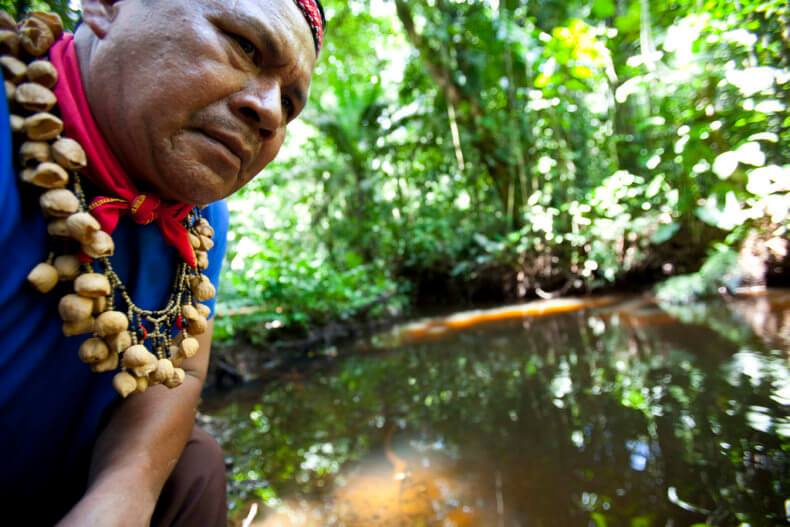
[154,165,234,205]
[150,149,237,204]
[156,135,241,204]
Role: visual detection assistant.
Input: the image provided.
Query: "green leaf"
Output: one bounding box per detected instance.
[630,515,653,527]
[592,0,616,19]
[591,512,609,527]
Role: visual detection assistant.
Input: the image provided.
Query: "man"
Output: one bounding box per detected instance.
[0,0,324,524]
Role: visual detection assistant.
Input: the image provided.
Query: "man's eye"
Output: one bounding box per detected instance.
[282,96,295,118]
[231,33,257,60]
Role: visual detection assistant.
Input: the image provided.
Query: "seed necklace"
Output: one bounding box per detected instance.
[2,10,216,397]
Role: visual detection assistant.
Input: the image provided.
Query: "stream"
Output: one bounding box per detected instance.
[202,291,790,526]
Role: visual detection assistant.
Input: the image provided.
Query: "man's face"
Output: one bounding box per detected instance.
[79,0,316,204]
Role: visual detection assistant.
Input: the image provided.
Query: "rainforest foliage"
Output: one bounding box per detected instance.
[6,1,788,341]
[218,0,788,341]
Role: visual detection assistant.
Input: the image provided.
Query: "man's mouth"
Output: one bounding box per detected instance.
[192,128,252,173]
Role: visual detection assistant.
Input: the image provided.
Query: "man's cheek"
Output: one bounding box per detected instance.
[142,60,239,121]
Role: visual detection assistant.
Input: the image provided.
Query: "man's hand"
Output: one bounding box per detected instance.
[56,321,215,526]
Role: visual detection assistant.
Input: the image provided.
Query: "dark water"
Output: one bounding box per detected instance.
[203,292,790,527]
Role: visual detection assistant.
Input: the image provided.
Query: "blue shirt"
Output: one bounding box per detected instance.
[0,73,229,523]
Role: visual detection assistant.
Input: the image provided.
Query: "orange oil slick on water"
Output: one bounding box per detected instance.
[398,295,623,344]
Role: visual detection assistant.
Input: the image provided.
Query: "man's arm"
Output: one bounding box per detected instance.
[57,321,215,527]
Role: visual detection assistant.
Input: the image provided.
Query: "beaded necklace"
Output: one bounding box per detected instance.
[1,10,216,397]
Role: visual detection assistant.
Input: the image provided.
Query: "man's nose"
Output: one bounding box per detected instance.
[230,81,283,139]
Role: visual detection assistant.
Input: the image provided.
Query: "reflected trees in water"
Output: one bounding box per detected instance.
[206,297,790,526]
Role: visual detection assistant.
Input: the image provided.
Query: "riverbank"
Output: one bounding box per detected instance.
[210,226,789,390]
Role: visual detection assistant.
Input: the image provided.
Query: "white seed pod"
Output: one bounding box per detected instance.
[180,337,200,359]
[10,114,24,134]
[24,112,63,141]
[106,330,132,355]
[132,362,157,378]
[199,235,214,251]
[135,375,149,393]
[195,303,211,319]
[78,337,109,364]
[0,29,19,57]
[52,138,87,170]
[95,311,129,337]
[30,162,69,189]
[18,16,55,57]
[92,296,107,315]
[14,82,56,112]
[188,232,201,250]
[74,273,111,298]
[122,344,157,377]
[189,275,216,302]
[150,358,175,385]
[29,11,64,40]
[40,188,79,217]
[181,304,199,321]
[54,254,80,281]
[0,11,16,31]
[112,371,137,398]
[66,212,101,244]
[20,141,50,167]
[82,230,115,258]
[20,169,35,184]
[47,218,70,237]
[62,317,95,337]
[164,367,186,389]
[58,294,94,322]
[121,344,153,368]
[187,315,208,335]
[196,218,214,238]
[90,351,119,373]
[4,80,13,101]
[25,60,58,88]
[196,250,209,270]
[0,55,26,83]
[27,262,59,293]
[169,344,184,367]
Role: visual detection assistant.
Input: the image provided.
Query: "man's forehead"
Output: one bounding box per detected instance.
[212,0,314,47]
[137,0,317,86]
[217,0,312,28]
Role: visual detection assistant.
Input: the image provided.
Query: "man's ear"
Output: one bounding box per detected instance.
[80,0,121,39]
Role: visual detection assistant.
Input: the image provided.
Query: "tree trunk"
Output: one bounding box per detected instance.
[394,0,521,229]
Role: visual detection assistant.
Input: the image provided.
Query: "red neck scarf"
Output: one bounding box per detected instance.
[49,34,197,268]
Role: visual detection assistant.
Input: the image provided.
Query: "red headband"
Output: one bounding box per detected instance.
[292,0,324,54]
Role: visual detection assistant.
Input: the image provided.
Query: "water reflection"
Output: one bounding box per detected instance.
[204,291,790,526]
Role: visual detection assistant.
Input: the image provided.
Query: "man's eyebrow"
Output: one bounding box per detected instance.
[236,13,283,57]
